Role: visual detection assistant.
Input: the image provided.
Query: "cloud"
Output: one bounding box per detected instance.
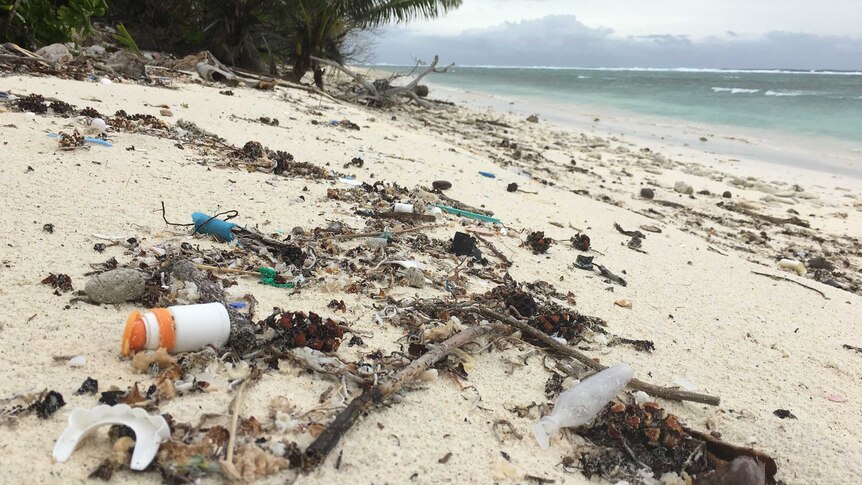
[371,15,862,70]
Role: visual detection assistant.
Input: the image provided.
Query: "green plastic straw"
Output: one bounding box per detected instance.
[434,204,501,224]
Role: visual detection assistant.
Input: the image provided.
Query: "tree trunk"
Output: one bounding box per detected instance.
[290,54,311,84]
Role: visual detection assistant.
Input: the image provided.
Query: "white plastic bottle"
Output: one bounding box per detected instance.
[533,363,634,449]
[121,302,231,355]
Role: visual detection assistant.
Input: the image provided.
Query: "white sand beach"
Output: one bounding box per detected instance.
[0,71,860,485]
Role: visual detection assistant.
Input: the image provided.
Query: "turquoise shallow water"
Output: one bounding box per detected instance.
[374,66,862,143]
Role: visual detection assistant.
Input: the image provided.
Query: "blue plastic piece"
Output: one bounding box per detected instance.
[84,137,112,147]
[478,171,496,178]
[192,212,237,242]
[228,302,248,309]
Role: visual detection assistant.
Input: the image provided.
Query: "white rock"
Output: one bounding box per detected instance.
[674,181,694,195]
[633,390,650,404]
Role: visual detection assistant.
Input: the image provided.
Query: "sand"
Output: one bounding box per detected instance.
[0,71,860,485]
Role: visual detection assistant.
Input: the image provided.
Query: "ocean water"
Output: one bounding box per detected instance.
[374,66,862,143]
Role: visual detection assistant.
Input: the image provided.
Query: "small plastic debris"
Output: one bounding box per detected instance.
[533,363,633,448]
[84,137,112,147]
[778,258,806,276]
[393,203,414,213]
[575,254,594,270]
[435,204,501,224]
[85,268,147,304]
[32,390,66,419]
[640,188,655,199]
[827,393,847,403]
[76,377,99,395]
[53,404,170,470]
[452,232,483,260]
[195,62,239,86]
[479,171,496,178]
[67,356,86,367]
[259,267,297,288]
[432,180,452,191]
[339,177,363,186]
[121,302,231,355]
[192,212,237,242]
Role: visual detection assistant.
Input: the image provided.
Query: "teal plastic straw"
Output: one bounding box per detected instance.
[434,204,501,224]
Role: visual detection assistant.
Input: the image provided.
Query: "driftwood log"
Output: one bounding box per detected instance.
[310,55,454,108]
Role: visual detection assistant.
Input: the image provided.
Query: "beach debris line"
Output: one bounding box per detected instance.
[575,400,778,484]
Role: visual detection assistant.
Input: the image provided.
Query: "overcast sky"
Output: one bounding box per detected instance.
[370,0,862,70]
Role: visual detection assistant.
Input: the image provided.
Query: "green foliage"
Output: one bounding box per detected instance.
[113,22,140,55]
[1,0,108,47]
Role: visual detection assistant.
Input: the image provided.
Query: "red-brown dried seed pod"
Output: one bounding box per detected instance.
[663,415,683,433]
[611,402,626,413]
[293,333,307,347]
[645,427,661,443]
[309,340,324,351]
[643,402,662,411]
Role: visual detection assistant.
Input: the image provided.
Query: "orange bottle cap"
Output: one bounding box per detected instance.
[121,311,147,356]
[151,308,176,351]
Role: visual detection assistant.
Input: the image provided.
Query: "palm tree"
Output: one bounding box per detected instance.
[283,0,461,85]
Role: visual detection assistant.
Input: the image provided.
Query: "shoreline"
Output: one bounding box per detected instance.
[1,71,860,485]
[425,81,862,183]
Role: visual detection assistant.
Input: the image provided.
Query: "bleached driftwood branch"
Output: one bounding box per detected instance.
[310,55,454,108]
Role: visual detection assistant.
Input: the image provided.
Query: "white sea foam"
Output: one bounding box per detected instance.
[369,64,862,76]
[765,90,806,97]
[712,87,760,94]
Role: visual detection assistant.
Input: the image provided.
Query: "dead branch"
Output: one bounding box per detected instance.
[475,307,721,406]
[751,271,828,299]
[302,323,505,470]
[309,55,453,108]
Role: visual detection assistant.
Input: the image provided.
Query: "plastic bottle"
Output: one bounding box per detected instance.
[121,302,230,355]
[533,363,634,449]
[192,212,237,242]
[393,203,414,213]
